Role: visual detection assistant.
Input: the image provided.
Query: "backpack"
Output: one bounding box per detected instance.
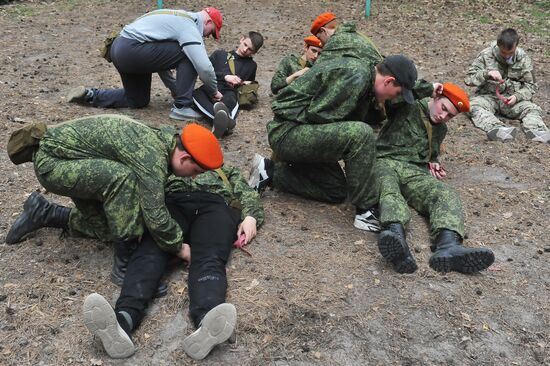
[7,122,47,165]
[227,53,260,108]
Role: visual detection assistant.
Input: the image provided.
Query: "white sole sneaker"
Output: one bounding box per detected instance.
[182,303,237,360]
[212,110,230,138]
[354,216,381,232]
[247,153,265,190]
[83,293,135,359]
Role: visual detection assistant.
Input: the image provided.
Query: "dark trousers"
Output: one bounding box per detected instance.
[193,85,239,119]
[115,192,240,330]
[93,36,197,108]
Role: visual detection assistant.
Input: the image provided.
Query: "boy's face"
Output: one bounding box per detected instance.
[429,96,459,124]
[498,44,517,60]
[171,151,206,178]
[304,45,322,63]
[237,37,256,58]
[374,75,403,102]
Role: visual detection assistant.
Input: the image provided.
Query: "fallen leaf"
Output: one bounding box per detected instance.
[245,278,259,290]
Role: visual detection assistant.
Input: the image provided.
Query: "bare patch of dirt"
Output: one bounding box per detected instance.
[1,1,549,365]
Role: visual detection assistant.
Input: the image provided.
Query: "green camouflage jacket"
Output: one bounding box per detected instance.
[165,166,264,226]
[271,54,310,95]
[376,98,446,164]
[465,42,537,102]
[268,57,376,143]
[39,114,183,251]
[315,22,383,66]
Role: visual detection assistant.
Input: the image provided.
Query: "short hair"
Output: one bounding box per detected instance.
[497,28,519,49]
[375,62,400,86]
[247,31,264,52]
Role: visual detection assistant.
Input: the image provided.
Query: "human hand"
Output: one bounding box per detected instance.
[505,95,517,107]
[432,83,444,97]
[237,216,257,245]
[428,162,447,180]
[286,67,310,84]
[487,70,503,82]
[224,75,242,87]
[177,243,191,268]
[212,91,223,101]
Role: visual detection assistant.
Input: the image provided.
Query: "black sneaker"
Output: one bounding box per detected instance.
[247,154,273,192]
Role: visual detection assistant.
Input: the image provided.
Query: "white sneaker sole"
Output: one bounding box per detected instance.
[354,218,381,232]
[182,303,237,360]
[247,153,264,189]
[83,293,135,359]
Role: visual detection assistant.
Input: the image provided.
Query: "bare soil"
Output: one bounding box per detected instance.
[0,1,549,365]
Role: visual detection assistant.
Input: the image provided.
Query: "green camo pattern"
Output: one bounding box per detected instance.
[465,42,546,133]
[377,98,447,164]
[270,54,310,95]
[465,42,537,102]
[374,100,464,238]
[33,114,184,252]
[315,22,383,66]
[376,158,464,239]
[270,119,377,210]
[165,166,264,226]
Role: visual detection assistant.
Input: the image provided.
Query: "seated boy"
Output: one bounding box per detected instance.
[82,165,264,360]
[270,35,323,94]
[465,28,548,143]
[193,31,264,137]
[375,83,495,274]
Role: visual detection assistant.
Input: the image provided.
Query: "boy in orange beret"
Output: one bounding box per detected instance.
[374,83,495,274]
[270,35,323,94]
[310,12,383,67]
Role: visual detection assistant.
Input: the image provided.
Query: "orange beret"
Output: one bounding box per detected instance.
[441,82,470,113]
[310,12,337,35]
[304,35,322,48]
[180,123,223,170]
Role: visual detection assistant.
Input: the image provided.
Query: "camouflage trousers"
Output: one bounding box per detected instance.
[269,120,377,209]
[33,148,145,242]
[469,95,547,133]
[376,158,464,239]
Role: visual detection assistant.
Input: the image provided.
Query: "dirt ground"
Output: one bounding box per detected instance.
[0,0,549,365]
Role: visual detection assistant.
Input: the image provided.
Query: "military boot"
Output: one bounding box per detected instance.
[6,192,70,244]
[429,230,494,274]
[377,223,418,273]
[110,241,168,298]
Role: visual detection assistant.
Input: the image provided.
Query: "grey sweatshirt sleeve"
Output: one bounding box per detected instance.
[180,41,218,95]
[121,10,218,95]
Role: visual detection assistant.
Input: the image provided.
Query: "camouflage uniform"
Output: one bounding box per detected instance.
[33,114,184,251]
[314,22,383,66]
[267,57,378,209]
[165,166,264,225]
[270,54,310,95]
[375,99,464,239]
[465,42,547,133]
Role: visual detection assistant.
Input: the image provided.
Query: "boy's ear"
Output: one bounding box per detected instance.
[383,76,396,86]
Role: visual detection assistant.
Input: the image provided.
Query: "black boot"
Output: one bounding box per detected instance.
[429,230,494,274]
[377,223,418,273]
[110,241,169,298]
[6,192,70,244]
